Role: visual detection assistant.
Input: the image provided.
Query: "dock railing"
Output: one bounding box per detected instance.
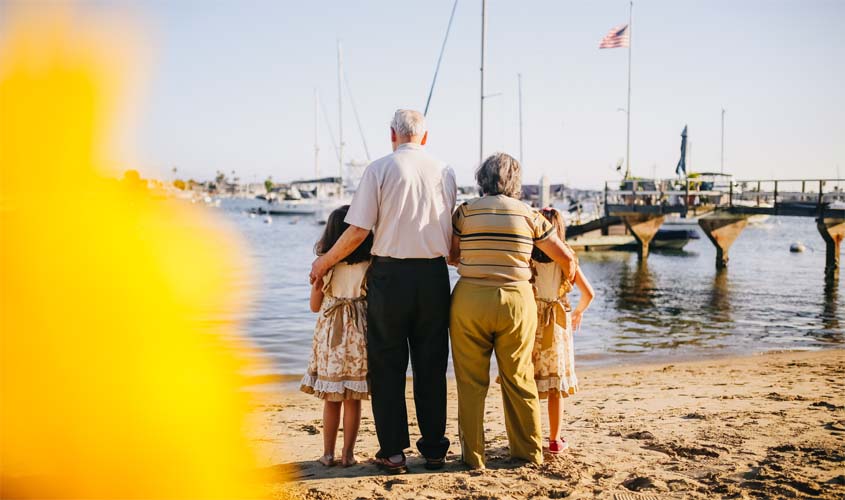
[603,177,845,218]
[592,176,845,272]
[728,179,845,215]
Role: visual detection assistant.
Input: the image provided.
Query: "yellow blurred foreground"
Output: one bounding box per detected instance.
[0,11,269,499]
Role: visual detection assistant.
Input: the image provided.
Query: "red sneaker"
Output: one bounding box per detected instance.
[549,438,569,454]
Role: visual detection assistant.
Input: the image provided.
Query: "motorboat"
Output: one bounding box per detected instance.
[253,177,344,216]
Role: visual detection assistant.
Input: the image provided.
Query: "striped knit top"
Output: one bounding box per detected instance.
[452,195,554,283]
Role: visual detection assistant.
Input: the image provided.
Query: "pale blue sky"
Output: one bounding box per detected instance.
[14,1,845,188]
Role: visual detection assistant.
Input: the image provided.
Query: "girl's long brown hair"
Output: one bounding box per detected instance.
[531,207,565,263]
[314,205,373,264]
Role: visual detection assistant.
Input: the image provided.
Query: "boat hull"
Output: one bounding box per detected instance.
[569,228,697,252]
[256,206,318,216]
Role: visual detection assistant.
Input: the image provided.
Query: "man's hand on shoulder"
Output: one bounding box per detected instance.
[309,256,330,285]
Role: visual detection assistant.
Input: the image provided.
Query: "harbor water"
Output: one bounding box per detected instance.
[214,199,842,381]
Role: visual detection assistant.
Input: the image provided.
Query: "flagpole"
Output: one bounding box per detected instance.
[625,0,633,179]
[721,108,725,174]
[480,0,487,165]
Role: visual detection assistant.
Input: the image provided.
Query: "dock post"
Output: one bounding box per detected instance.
[817,217,845,276]
[698,212,749,269]
[620,214,664,259]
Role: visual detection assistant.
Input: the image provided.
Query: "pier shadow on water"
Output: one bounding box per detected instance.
[708,269,733,324]
[821,271,840,335]
[607,258,732,354]
[575,228,843,365]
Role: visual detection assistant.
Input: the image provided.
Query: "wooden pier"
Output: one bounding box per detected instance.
[573,176,845,275]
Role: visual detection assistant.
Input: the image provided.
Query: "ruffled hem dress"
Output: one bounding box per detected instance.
[531,254,579,399]
[300,261,370,402]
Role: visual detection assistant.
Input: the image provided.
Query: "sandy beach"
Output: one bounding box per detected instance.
[249,349,845,499]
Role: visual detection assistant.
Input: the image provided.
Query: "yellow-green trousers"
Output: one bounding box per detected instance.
[449,279,543,468]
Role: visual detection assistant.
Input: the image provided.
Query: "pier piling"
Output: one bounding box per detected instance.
[599,175,844,274]
[698,213,750,269]
[817,217,845,276]
[620,214,665,259]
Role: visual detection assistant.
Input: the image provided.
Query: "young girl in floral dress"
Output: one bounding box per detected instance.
[531,207,595,453]
[300,205,373,467]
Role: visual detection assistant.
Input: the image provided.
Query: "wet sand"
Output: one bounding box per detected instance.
[249,349,845,499]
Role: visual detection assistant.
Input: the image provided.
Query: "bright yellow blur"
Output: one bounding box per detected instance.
[0,10,268,499]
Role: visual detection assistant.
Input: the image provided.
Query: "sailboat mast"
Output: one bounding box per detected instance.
[518,73,524,165]
[424,0,459,117]
[343,66,371,162]
[314,88,320,177]
[337,40,344,188]
[625,0,633,179]
[480,0,487,165]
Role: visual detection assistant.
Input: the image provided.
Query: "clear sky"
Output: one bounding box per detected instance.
[9,1,845,188]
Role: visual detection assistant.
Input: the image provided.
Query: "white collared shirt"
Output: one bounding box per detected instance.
[345,143,457,259]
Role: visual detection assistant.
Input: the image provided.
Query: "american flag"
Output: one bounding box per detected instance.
[599,24,630,49]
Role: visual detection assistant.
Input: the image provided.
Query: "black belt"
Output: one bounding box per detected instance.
[373,256,445,263]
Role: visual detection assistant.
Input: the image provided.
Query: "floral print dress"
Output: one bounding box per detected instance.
[531,257,578,399]
[300,261,369,401]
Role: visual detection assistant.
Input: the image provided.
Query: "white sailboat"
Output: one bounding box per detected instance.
[273,87,338,216]
[314,40,370,224]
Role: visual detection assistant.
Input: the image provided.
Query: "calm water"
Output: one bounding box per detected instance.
[214,199,842,379]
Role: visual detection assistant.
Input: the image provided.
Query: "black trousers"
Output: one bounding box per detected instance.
[366,257,451,459]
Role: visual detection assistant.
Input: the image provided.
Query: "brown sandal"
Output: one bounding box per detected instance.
[375,455,407,474]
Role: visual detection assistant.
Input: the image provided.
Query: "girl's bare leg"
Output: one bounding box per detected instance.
[548,395,562,441]
[322,401,342,460]
[341,399,361,465]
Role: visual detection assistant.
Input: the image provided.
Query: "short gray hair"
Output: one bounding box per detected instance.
[476,153,522,198]
[390,109,427,137]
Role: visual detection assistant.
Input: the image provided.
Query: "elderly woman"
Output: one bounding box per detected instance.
[448,153,578,469]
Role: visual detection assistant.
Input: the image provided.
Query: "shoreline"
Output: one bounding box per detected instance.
[243,346,845,390]
[248,349,845,499]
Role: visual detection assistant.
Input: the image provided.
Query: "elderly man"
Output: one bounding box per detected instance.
[310,109,455,473]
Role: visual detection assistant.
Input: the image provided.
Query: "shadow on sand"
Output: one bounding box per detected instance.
[260,446,534,483]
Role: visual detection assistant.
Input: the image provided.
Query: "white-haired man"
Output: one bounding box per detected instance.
[310,109,456,473]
